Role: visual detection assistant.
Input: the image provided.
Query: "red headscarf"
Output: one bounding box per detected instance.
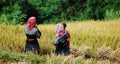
[55,24,64,37]
[26,16,36,30]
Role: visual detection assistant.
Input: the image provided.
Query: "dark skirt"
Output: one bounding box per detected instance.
[24,39,40,54]
[55,44,70,55]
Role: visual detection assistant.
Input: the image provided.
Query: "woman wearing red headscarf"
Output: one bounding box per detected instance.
[24,16,41,54]
[53,23,70,55]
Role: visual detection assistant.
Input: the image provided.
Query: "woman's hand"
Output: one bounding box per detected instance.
[34,25,38,28]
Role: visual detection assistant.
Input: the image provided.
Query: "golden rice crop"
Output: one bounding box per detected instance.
[0,19,120,64]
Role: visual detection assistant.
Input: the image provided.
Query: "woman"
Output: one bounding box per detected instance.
[62,23,70,53]
[53,23,70,55]
[24,16,41,54]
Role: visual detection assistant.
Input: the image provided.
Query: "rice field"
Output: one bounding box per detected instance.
[0,20,120,64]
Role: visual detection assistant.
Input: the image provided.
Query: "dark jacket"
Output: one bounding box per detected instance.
[53,31,68,46]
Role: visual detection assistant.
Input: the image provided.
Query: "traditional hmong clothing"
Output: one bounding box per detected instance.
[66,30,70,51]
[53,24,70,55]
[24,17,41,54]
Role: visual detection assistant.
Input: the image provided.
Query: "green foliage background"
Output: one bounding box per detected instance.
[0,0,120,24]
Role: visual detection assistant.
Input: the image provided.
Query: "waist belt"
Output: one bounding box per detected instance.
[27,39,35,41]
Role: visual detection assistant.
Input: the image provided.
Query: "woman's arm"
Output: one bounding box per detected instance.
[36,29,41,38]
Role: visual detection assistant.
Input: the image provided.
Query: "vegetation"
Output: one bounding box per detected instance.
[0,0,120,24]
[0,0,120,64]
[0,20,120,63]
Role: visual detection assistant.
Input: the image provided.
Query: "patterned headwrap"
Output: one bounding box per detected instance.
[26,16,36,30]
[55,24,64,37]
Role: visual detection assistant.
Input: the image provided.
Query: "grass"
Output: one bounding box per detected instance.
[0,19,120,64]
